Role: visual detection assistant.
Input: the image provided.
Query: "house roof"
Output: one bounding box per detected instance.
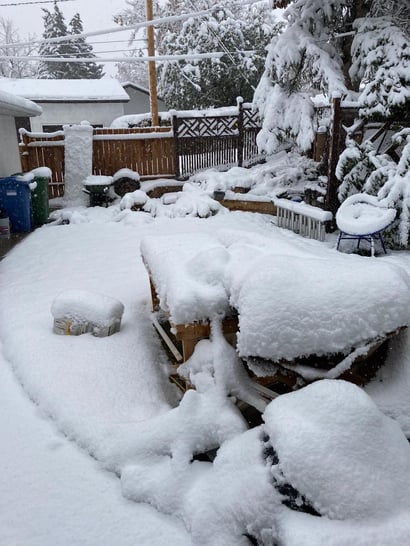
[0,89,42,117]
[0,78,130,103]
[121,81,150,96]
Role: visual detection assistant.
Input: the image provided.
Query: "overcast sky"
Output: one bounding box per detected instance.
[2,0,133,77]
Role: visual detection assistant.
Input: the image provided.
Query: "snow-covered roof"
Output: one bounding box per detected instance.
[0,78,129,103]
[0,88,42,117]
[121,81,150,96]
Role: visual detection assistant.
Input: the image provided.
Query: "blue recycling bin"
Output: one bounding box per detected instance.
[0,176,33,233]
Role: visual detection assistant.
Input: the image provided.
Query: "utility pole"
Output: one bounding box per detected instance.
[145,0,159,126]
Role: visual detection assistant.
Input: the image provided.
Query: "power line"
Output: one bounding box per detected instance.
[0,52,226,63]
[1,0,264,50]
[0,0,74,5]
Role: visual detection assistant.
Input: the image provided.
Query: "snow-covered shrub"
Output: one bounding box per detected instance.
[350,17,410,120]
[336,138,391,201]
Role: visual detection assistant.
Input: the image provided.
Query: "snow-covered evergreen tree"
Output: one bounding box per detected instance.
[114,0,282,108]
[38,4,73,79]
[254,0,409,154]
[39,6,103,79]
[68,14,104,79]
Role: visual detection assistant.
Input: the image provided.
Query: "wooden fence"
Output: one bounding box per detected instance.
[19,104,262,198]
[20,126,175,198]
[172,102,262,179]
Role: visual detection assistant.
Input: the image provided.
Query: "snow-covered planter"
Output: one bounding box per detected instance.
[51,289,124,337]
[112,168,140,197]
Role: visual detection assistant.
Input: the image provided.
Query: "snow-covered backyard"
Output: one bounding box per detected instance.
[2,176,410,544]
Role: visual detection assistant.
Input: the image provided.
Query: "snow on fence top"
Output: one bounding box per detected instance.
[273,198,333,222]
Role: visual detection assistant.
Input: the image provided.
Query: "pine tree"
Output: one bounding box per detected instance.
[68,13,104,79]
[114,0,282,108]
[254,0,410,154]
[38,3,73,79]
[39,5,103,79]
[157,1,282,109]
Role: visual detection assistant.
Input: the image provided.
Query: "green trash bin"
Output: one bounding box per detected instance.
[31,169,50,226]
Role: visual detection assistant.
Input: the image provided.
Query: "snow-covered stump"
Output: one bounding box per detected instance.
[63,123,93,206]
[51,289,124,337]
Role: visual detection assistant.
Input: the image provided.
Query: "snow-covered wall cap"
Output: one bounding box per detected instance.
[173,106,239,118]
[332,91,343,99]
[0,89,42,117]
[0,78,129,102]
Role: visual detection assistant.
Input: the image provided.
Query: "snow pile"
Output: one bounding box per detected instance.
[230,253,410,361]
[51,289,124,337]
[190,151,320,198]
[30,166,52,179]
[83,175,113,187]
[141,233,230,324]
[336,193,396,235]
[120,184,222,219]
[113,168,140,183]
[263,380,410,520]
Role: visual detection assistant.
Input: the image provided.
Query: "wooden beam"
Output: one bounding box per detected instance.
[145,0,159,127]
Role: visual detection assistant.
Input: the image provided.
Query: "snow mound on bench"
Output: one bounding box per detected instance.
[232,254,410,361]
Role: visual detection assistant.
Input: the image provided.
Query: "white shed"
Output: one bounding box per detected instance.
[0,78,130,133]
[0,89,42,177]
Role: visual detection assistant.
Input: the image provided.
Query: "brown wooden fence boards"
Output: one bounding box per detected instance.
[18,107,263,197]
[92,128,174,178]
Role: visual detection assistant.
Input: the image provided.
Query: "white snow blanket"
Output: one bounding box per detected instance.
[141,233,230,324]
[142,232,410,360]
[232,253,410,361]
[263,380,410,520]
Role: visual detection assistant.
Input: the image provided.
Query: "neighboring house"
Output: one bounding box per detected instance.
[121,81,167,115]
[0,78,130,133]
[0,89,41,177]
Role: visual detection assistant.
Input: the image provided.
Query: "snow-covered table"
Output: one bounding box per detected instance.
[336,194,396,256]
[141,233,237,362]
[141,230,410,390]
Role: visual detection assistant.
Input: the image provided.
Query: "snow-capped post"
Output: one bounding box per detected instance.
[325,94,343,228]
[170,110,180,180]
[237,96,244,168]
[63,122,93,206]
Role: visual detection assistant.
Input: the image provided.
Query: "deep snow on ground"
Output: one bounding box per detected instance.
[2,194,410,544]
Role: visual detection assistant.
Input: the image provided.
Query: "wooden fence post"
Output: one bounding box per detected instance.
[237,96,244,168]
[171,111,180,180]
[325,95,343,228]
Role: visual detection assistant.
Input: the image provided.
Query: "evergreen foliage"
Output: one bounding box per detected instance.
[114,0,282,108]
[254,0,410,154]
[39,4,103,79]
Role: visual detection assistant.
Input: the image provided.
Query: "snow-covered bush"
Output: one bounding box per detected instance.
[254,1,409,154]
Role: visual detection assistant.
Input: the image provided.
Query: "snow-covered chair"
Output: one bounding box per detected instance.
[336,194,396,257]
